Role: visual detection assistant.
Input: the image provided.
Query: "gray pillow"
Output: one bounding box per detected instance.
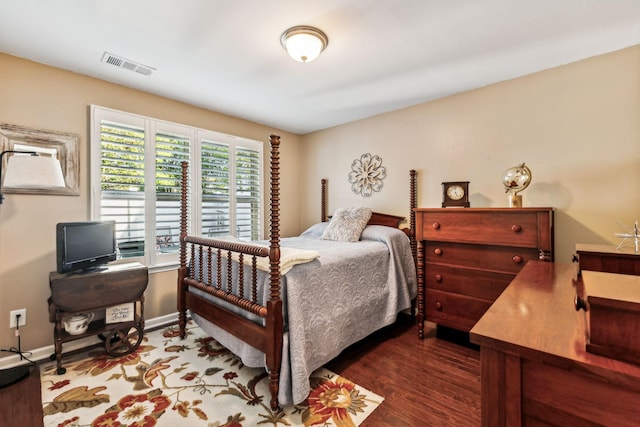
[321,207,372,242]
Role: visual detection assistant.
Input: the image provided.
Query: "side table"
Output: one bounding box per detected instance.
[48,262,148,374]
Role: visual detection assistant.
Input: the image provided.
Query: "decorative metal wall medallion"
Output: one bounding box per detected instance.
[348,153,386,197]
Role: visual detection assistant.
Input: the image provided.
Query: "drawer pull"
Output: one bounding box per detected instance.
[539,250,552,262]
[435,274,443,282]
[574,294,588,312]
[512,255,523,264]
[432,222,441,230]
[434,248,443,256]
[511,224,522,233]
[435,301,442,311]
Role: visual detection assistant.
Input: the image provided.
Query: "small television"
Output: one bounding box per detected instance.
[56,221,117,273]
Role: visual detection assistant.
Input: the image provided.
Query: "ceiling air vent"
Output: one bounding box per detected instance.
[101,52,155,76]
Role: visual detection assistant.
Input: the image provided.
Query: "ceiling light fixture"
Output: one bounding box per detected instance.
[280,26,328,63]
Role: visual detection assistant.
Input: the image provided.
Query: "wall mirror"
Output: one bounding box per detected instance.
[0,123,79,196]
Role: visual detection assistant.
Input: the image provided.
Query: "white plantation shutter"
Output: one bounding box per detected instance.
[235,146,261,240]
[201,140,230,237]
[200,137,263,240]
[91,106,264,270]
[155,131,190,252]
[99,120,146,257]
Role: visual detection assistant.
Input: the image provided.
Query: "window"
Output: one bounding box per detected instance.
[90,106,263,270]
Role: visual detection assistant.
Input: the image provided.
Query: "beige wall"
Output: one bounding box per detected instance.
[0,53,302,354]
[301,45,640,267]
[1,45,639,359]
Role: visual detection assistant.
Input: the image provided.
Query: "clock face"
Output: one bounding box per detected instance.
[442,181,470,207]
[446,185,465,201]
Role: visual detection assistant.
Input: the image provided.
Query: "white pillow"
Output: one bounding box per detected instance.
[321,207,372,242]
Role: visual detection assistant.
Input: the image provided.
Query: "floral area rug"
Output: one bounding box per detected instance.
[40,322,383,427]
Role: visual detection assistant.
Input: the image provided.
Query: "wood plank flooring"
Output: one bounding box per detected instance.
[326,316,481,426]
[0,365,43,427]
[1,316,480,427]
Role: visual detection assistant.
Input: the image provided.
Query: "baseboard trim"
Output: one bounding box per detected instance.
[0,312,179,369]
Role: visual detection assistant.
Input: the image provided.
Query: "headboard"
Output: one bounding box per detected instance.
[320,170,418,260]
[368,212,405,228]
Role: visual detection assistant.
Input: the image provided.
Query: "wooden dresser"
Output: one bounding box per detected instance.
[470,262,640,426]
[415,207,553,336]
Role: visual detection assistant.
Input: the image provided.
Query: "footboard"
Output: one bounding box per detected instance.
[177,134,283,410]
[179,237,273,345]
[177,236,283,410]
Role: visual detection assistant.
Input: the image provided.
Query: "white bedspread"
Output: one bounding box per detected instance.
[190,223,417,405]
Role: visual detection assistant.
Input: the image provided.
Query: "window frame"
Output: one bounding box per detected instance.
[90,105,264,272]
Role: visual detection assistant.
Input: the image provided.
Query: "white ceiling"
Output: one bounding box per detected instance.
[0,1,638,135]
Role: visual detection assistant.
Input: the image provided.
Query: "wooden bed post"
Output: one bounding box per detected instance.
[266,134,283,411]
[178,161,189,338]
[409,169,417,263]
[321,178,328,222]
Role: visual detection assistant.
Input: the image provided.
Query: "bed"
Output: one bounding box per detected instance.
[177,134,418,410]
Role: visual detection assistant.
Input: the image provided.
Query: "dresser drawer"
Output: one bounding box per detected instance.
[419,211,547,248]
[425,263,513,301]
[424,241,541,274]
[425,289,491,331]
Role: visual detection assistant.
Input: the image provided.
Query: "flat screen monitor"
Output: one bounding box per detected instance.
[56,221,117,273]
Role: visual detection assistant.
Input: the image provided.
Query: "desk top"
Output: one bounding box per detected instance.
[583,270,640,306]
[469,261,640,382]
[50,261,146,280]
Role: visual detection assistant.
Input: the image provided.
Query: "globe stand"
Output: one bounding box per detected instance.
[508,193,522,208]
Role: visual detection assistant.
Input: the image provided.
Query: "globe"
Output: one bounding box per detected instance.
[502,163,531,207]
[502,163,532,194]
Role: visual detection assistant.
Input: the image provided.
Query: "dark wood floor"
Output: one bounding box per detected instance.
[1,317,480,427]
[0,364,43,427]
[326,316,481,426]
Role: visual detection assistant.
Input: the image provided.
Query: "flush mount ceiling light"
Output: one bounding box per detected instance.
[280,26,328,63]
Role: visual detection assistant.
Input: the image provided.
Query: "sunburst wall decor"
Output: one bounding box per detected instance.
[348,153,386,197]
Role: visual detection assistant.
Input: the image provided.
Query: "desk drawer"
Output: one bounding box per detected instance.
[424,241,540,274]
[419,211,544,247]
[522,359,640,426]
[578,252,640,276]
[425,263,513,301]
[425,289,491,331]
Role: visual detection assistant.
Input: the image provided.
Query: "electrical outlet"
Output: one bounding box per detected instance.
[9,309,26,328]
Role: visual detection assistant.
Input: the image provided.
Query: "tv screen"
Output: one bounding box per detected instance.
[56,221,117,273]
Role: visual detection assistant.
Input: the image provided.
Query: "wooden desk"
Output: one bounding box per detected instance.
[470,261,640,427]
[575,243,640,276]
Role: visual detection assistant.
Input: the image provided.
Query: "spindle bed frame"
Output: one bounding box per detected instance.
[177,134,417,409]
